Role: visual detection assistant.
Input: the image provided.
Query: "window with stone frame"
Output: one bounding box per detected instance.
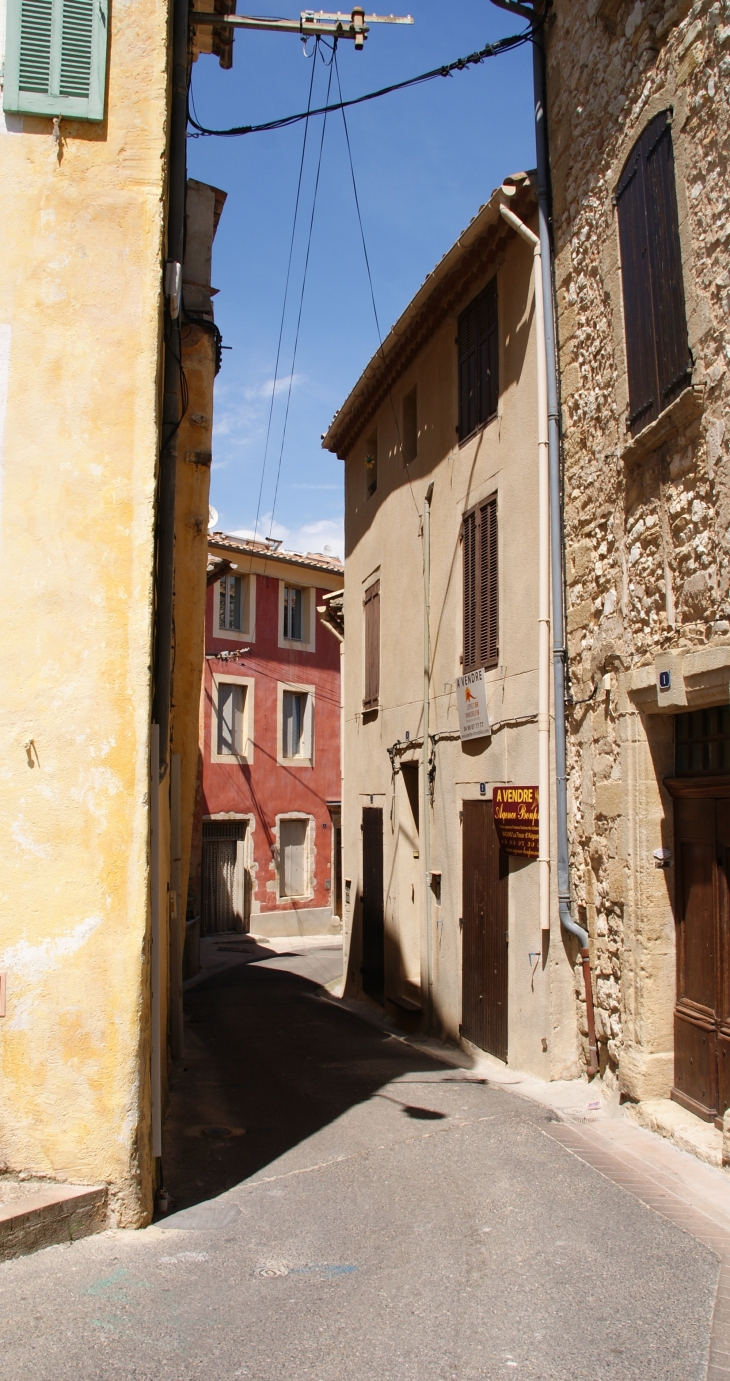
[615,109,692,439]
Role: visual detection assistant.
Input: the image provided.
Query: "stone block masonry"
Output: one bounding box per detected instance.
[546,0,730,1092]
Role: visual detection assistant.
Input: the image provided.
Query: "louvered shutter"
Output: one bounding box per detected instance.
[484,278,499,421]
[458,276,499,442]
[4,0,109,121]
[616,111,691,438]
[479,496,498,667]
[458,299,478,441]
[462,508,477,672]
[463,497,497,673]
[645,117,692,412]
[363,580,380,710]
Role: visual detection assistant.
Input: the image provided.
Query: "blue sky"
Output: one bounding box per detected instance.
[188,2,535,558]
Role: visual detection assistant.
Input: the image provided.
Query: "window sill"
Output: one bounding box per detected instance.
[278,756,313,769]
[621,384,704,463]
[279,639,315,654]
[213,628,254,643]
[458,411,499,450]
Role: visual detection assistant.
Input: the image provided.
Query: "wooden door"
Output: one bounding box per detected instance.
[717,800,730,1121]
[461,800,508,1060]
[361,807,384,1002]
[673,796,730,1122]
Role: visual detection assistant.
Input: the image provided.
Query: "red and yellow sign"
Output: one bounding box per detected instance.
[493,786,539,858]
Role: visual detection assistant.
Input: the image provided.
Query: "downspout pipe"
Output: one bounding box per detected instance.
[152,0,189,776]
[531,20,599,1076]
[491,0,598,1075]
[498,202,550,937]
[422,481,434,1029]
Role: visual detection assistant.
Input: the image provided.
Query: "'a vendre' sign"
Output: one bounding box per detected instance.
[493,786,539,858]
[456,667,491,741]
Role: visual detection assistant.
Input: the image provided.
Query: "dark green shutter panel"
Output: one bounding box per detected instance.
[4,0,108,121]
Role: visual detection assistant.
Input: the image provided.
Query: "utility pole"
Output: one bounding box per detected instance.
[190,8,413,51]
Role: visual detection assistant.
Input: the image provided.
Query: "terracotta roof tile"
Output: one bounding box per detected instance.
[207,532,343,575]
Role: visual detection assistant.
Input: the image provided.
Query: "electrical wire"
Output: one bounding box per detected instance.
[246,45,319,565]
[333,46,419,516]
[187,24,534,139]
[265,40,336,555]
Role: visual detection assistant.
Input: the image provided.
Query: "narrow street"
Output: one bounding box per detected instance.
[0,939,723,1380]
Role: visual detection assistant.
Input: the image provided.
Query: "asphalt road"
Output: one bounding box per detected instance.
[0,939,718,1380]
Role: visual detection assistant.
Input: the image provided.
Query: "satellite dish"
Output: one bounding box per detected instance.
[323,544,332,554]
[208,506,219,531]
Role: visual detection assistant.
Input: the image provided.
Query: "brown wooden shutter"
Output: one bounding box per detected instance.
[363,579,380,709]
[480,277,499,423]
[616,110,691,438]
[458,275,498,442]
[645,116,692,411]
[463,496,497,673]
[463,509,477,672]
[458,299,478,440]
[479,495,498,668]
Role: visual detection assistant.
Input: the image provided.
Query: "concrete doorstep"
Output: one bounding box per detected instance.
[626,1097,727,1170]
[0,1177,107,1262]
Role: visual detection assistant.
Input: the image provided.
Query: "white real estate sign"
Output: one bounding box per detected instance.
[456,668,491,742]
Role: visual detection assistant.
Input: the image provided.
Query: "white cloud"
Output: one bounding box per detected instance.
[231,512,344,561]
[212,373,305,451]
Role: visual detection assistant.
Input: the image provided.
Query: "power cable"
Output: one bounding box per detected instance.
[265,41,336,555]
[333,46,419,516]
[187,24,534,139]
[246,45,319,563]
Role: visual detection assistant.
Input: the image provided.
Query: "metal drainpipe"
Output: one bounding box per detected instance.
[490,0,599,1075]
[152,0,189,776]
[150,725,162,1160]
[498,202,550,940]
[422,482,434,1029]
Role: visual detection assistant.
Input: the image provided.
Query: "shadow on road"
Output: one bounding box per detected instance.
[162,951,450,1213]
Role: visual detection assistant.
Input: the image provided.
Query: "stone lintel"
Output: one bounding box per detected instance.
[620,643,730,715]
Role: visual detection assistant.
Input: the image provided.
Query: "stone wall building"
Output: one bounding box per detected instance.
[545,0,730,1129]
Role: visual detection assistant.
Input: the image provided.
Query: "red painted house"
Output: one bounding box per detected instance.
[189,532,344,939]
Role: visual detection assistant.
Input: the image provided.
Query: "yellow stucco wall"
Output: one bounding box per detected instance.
[0,0,172,1224]
[172,327,217,940]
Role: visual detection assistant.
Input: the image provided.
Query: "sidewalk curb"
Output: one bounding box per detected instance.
[543,1122,729,1381]
[0,1183,108,1263]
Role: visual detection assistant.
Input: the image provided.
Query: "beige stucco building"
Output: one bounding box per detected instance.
[545,0,730,1137]
[324,176,582,1080]
[0,0,226,1222]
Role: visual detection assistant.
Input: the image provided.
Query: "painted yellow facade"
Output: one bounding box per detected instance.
[0,1,225,1224]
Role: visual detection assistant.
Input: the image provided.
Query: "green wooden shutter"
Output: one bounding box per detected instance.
[4,0,108,121]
